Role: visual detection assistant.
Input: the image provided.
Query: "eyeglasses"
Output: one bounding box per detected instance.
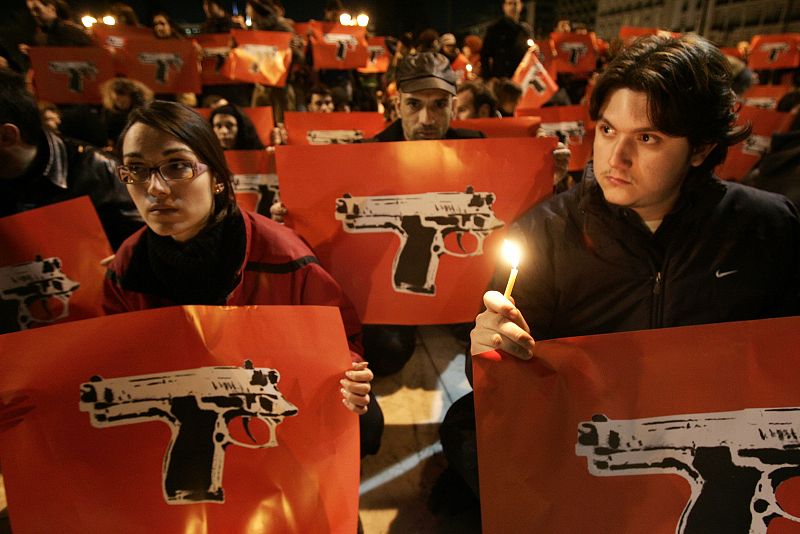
[117,160,209,185]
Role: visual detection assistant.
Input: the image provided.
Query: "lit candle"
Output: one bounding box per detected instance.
[502,239,522,299]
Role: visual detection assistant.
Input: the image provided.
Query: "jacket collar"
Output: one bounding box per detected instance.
[41,130,69,190]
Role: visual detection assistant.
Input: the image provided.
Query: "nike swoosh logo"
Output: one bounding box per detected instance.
[715,269,738,279]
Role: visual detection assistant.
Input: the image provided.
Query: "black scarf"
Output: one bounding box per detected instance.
[122,210,247,304]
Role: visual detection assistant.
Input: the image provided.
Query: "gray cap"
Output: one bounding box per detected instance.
[396,52,457,95]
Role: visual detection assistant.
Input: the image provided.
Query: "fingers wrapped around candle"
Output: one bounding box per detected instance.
[470,290,536,360]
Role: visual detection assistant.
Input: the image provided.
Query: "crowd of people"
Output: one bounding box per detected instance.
[1,0,800,530]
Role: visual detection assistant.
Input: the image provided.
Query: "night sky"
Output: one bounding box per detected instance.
[65,0,506,37]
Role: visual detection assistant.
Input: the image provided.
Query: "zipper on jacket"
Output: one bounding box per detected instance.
[653,272,663,296]
[651,270,664,328]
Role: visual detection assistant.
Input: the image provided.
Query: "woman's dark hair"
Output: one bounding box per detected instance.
[152,11,184,39]
[209,104,265,150]
[118,100,237,219]
[589,34,751,173]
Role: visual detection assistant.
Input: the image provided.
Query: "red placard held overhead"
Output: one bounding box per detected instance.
[309,21,368,70]
[451,117,542,138]
[222,29,292,87]
[283,111,387,145]
[474,317,800,533]
[357,37,390,74]
[551,32,597,74]
[118,36,201,93]
[275,138,556,324]
[513,48,559,111]
[537,105,595,171]
[0,197,112,334]
[716,105,794,181]
[749,34,800,70]
[0,305,359,533]
[196,33,234,86]
[28,47,114,105]
[225,149,279,216]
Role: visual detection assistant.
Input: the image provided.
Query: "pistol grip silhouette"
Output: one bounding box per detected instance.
[163,396,225,502]
[393,216,438,294]
[156,61,168,84]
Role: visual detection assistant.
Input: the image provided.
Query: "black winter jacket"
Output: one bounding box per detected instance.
[0,131,142,249]
[503,163,800,341]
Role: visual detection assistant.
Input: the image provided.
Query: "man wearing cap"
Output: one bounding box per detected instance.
[371,52,485,142]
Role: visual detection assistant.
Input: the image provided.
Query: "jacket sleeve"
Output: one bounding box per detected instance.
[298,262,365,362]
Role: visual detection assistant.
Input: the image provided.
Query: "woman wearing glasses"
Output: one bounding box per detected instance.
[103,101,382,455]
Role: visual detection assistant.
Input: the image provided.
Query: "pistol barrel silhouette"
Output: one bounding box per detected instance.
[0,256,79,330]
[540,121,585,145]
[138,53,183,84]
[324,34,358,61]
[48,61,97,92]
[203,47,230,73]
[306,129,364,144]
[335,187,504,295]
[576,408,800,533]
[79,360,298,504]
[368,46,384,64]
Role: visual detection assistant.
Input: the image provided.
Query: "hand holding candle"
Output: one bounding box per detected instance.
[502,239,522,299]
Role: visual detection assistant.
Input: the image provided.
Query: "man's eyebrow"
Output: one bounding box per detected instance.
[597,115,658,133]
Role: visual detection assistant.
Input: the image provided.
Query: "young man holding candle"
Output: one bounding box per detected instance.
[439,34,800,512]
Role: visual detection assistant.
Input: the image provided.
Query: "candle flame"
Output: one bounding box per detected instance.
[502,239,521,268]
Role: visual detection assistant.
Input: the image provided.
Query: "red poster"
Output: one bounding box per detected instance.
[743,84,796,110]
[225,149,278,216]
[118,36,201,93]
[309,22,368,70]
[0,197,111,334]
[283,111,387,145]
[716,105,794,182]
[513,48,559,111]
[749,34,800,70]
[194,106,275,146]
[275,138,555,324]
[28,47,114,105]
[551,32,597,74]
[451,117,542,138]
[0,305,359,533]
[197,33,234,86]
[223,30,292,87]
[474,317,800,533]
[537,105,594,171]
[357,37,390,74]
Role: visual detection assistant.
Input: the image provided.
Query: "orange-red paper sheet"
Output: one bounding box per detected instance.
[716,105,794,182]
[28,47,115,105]
[223,30,292,87]
[309,22,368,70]
[275,138,556,324]
[357,37,390,74]
[117,36,201,93]
[743,84,796,110]
[0,197,111,334]
[474,317,800,534]
[513,48,558,110]
[749,34,800,71]
[283,111,387,145]
[451,117,542,138]
[537,105,595,171]
[225,149,278,216]
[0,305,359,533]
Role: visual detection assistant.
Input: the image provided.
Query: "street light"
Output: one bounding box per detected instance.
[81,15,97,28]
[102,15,116,25]
[339,13,352,25]
[356,13,369,27]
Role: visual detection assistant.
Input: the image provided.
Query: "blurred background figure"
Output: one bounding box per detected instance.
[151,11,184,40]
[99,77,154,148]
[455,81,498,119]
[308,86,335,113]
[110,2,141,27]
[209,103,265,150]
[481,0,531,81]
[490,77,522,117]
[23,0,92,49]
[201,0,234,33]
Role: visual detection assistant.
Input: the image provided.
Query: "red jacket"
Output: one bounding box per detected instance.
[104,209,364,360]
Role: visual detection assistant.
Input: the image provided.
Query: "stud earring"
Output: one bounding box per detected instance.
[214,183,224,193]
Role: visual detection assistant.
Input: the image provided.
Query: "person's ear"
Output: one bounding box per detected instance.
[0,124,22,148]
[394,96,402,117]
[690,143,717,167]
